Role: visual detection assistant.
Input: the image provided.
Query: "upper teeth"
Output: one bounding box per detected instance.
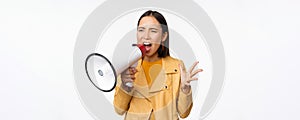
[143,42,151,46]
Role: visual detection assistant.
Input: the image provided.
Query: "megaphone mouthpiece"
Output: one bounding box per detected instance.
[132,44,146,56]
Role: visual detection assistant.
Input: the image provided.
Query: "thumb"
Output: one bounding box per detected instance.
[178,64,184,80]
[178,64,182,74]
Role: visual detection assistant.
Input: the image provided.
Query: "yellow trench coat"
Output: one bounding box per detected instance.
[114,56,193,120]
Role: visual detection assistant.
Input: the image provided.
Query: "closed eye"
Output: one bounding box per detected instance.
[151,30,157,33]
[138,27,145,32]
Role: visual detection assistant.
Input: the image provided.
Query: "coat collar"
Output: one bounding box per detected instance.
[162,56,180,74]
[136,56,179,74]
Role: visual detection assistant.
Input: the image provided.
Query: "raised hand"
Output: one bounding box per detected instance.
[179,61,203,94]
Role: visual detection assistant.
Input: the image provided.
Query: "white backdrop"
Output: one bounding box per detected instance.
[1,0,299,120]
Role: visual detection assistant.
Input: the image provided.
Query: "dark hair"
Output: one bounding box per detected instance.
[137,10,170,58]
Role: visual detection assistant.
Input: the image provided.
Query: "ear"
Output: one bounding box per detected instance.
[162,32,168,42]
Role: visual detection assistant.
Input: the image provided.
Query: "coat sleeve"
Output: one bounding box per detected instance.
[177,88,193,118]
[177,60,193,118]
[113,76,133,115]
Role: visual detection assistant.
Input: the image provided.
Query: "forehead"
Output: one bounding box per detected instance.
[138,16,161,28]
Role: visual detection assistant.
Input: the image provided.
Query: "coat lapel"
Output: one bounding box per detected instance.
[149,56,179,92]
[134,56,180,95]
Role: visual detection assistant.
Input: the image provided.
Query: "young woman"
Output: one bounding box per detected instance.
[114,10,203,120]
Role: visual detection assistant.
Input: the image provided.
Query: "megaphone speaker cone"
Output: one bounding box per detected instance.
[85,53,117,92]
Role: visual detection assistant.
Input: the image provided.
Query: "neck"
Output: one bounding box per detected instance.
[143,53,161,62]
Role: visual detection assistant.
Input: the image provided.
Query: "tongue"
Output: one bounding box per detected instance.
[145,46,151,52]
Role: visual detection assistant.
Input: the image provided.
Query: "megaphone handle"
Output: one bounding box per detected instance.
[125,82,133,87]
[125,62,138,87]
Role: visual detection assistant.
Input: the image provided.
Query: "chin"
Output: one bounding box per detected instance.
[145,53,153,57]
[145,52,158,58]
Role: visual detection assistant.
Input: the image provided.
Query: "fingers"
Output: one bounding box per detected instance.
[122,74,135,79]
[121,73,134,80]
[190,68,203,78]
[184,61,203,84]
[179,61,203,92]
[123,67,137,75]
[187,77,198,83]
[129,67,138,73]
[121,67,138,83]
[189,61,199,74]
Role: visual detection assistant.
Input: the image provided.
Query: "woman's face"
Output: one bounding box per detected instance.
[137,16,167,58]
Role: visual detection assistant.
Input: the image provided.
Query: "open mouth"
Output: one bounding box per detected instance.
[143,42,152,47]
[143,42,152,52]
[132,42,152,53]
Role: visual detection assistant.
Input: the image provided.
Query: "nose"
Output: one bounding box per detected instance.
[143,30,151,40]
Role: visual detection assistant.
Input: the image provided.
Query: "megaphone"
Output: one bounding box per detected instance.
[85,44,146,92]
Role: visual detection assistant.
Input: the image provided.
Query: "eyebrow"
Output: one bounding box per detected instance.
[149,28,159,30]
[138,27,145,29]
[137,27,159,30]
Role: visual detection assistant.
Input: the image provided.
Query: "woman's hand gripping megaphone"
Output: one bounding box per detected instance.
[121,67,138,92]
